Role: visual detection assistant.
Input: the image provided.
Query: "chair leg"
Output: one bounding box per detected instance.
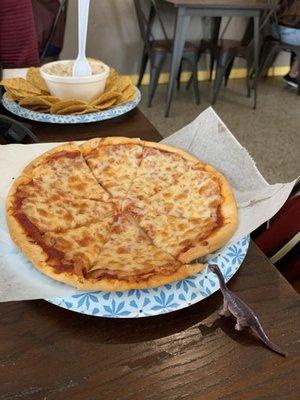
[186,72,193,91]
[244,56,252,98]
[250,47,277,89]
[212,50,235,104]
[263,50,278,79]
[212,66,225,104]
[258,41,278,80]
[193,66,200,105]
[184,54,200,104]
[246,67,251,98]
[137,46,148,88]
[191,57,200,104]
[224,57,234,87]
[177,60,183,90]
[148,52,165,107]
[209,53,215,81]
[187,48,204,91]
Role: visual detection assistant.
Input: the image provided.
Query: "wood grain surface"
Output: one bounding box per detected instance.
[0,106,299,399]
[0,106,161,144]
[0,243,299,400]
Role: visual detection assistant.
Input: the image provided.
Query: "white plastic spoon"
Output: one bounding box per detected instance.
[73,0,92,77]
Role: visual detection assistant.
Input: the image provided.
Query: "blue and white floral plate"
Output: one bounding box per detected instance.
[47,236,250,318]
[1,88,141,124]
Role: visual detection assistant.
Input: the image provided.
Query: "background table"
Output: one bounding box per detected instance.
[0,107,299,399]
[163,0,277,115]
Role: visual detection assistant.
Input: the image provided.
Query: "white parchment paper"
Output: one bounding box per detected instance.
[0,107,297,301]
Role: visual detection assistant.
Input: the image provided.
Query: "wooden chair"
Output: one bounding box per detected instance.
[134,0,200,107]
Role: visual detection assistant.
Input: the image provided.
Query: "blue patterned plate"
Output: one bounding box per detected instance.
[47,236,250,318]
[1,88,141,124]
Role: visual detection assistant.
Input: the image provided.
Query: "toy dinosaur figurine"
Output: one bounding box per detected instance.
[208,264,287,357]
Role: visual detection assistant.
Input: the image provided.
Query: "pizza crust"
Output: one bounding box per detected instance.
[22,142,78,177]
[7,175,25,213]
[7,211,81,287]
[84,137,202,165]
[140,140,203,165]
[80,136,142,155]
[6,178,81,287]
[75,263,205,291]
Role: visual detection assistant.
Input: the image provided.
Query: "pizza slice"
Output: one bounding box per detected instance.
[130,210,219,262]
[42,219,113,276]
[7,215,114,287]
[135,165,222,220]
[23,142,110,201]
[81,137,143,200]
[82,213,204,291]
[125,142,200,206]
[7,176,115,233]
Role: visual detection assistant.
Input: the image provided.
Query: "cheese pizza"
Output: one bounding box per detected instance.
[6,137,238,290]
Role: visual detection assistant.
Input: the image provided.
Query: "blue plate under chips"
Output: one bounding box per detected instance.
[1,88,141,124]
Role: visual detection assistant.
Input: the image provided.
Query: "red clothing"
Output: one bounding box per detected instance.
[0,0,39,68]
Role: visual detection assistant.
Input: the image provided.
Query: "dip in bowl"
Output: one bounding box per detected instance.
[40,60,110,102]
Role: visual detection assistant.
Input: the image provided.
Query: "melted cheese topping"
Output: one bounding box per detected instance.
[31,147,110,201]
[19,186,114,233]
[136,167,221,220]
[84,144,143,199]
[137,211,218,258]
[126,148,197,203]
[87,215,180,279]
[43,219,113,272]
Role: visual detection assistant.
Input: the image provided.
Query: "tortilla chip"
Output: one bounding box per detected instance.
[24,105,50,113]
[39,95,61,105]
[5,88,31,100]
[56,104,92,115]
[74,107,98,115]
[105,68,118,91]
[26,68,49,94]
[0,78,42,95]
[19,95,59,107]
[114,76,132,93]
[94,98,117,110]
[117,86,136,104]
[50,99,88,114]
[5,90,18,101]
[91,91,118,106]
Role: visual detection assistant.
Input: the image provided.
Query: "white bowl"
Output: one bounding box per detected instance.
[40,60,110,102]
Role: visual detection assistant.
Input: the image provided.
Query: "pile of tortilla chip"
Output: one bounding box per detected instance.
[0,66,136,115]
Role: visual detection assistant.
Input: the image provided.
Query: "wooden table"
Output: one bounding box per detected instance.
[162,0,277,116]
[0,107,300,399]
[0,105,160,144]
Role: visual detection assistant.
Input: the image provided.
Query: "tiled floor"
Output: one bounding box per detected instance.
[139,77,300,184]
